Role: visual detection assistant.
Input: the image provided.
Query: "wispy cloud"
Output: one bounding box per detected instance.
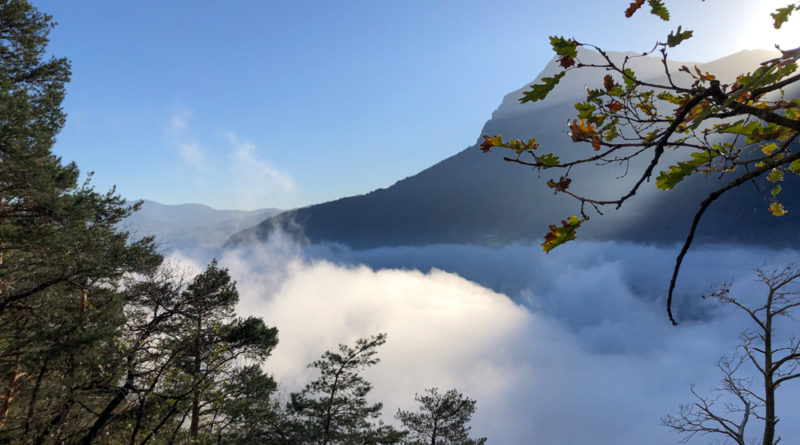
[162,106,297,209]
[226,133,296,208]
[178,142,205,170]
[167,108,207,170]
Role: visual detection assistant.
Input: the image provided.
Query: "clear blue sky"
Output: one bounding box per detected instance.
[35,0,794,210]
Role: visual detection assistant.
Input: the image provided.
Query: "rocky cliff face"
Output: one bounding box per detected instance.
[226,49,800,249]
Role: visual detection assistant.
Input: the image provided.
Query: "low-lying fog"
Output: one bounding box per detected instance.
[170,236,800,444]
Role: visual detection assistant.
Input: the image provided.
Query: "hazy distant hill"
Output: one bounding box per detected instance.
[124,200,281,250]
[227,49,800,249]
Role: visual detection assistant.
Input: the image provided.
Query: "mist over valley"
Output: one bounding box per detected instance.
[120,48,800,444]
[7,2,797,440]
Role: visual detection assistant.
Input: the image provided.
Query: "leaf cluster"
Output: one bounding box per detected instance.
[482,1,800,323]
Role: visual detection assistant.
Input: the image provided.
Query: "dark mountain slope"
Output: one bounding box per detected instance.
[227,50,800,249]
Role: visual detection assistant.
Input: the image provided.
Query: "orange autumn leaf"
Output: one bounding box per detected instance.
[625,0,645,17]
[607,100,624,113]
[637,103,655,117]
[735,92,752,103]
[592,134,602,151]
[569,118,598,142]
[546,176,572,193]
[770,202,788,216]
[480,135,495,152]
[694,65,716,82]
[680,99,709,122]
[604,74,615,92]
[559,55,575,68]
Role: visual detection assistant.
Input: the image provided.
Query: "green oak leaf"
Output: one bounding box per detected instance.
[666,26,693,47]
[767,168,784,183]
[623,68,637,90]
[541,216,583,253]
[574,101,596,119]
[647,0,670,20]
[772,4,797,29]
[538,152,560,168]
[788,159,800,174]
[656,151,715,190]
[520,71,566,103]
[549,36,578,58]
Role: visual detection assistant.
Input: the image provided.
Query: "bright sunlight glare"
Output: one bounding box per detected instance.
[736,2,799,52]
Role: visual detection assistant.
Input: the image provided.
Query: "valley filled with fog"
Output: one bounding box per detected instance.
[154,231,800,444]
[119,47,800,444]
[7,2,800,443]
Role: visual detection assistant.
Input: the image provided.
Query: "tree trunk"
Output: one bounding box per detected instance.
[23,357,48,437]
[137,399,180,445]
[79,288,88,314]
[764,387,776,445]
[0,319,25,429]
[322,369,342,445]
[128,397,146,445]
[0,349,22,429]
[79,371,134,445]
[190,391,200,439]
[190,314,202,440]
[763,309,776,445]
[34,399,73,445]
[169,409,191,444]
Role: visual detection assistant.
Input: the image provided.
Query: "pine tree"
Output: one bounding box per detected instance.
[170,260,279,443]
[0,1,162,440]
[289,333,404,445]
[396,388,486,445]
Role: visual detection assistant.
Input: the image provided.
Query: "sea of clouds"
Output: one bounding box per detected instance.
[169,235,800,444]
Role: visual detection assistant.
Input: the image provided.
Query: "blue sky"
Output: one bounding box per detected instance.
[36,0,796,210]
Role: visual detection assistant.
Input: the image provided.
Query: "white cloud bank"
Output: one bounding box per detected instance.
[171,237,800,444]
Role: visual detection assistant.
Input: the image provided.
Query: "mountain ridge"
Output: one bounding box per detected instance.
[125,200,282,250]
[226,49,799,250]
